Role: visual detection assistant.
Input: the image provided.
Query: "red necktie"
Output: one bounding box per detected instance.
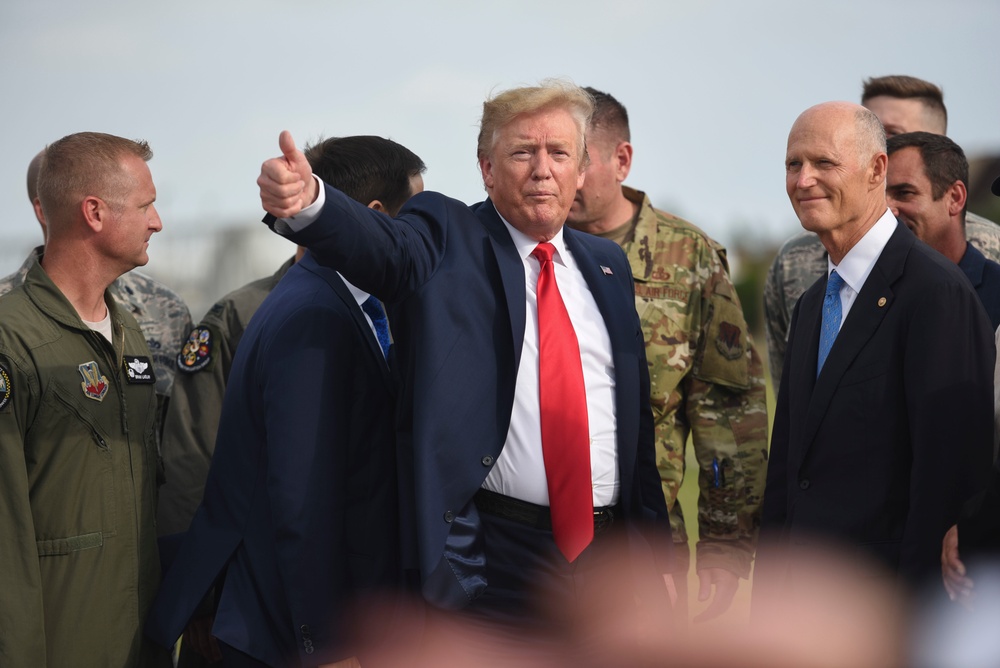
[532,242,593,562]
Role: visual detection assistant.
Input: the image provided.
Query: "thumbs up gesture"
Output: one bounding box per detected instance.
[258,131,318,218]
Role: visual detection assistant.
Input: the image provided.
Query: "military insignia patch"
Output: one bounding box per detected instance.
[715,321,744,360]
[124,356,156,384]
[0,363,12,410]
[79,361,110,402]
[177,326,213,373]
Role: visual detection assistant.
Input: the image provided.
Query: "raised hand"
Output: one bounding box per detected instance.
[258,130,318,218]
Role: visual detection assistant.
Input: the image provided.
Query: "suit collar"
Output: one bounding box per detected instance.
[959,243,985,289]
[563,228,636,367]
[297,251,391,374]
[827,208,897,295]
[477,200,527,373]
[795,221,914,453]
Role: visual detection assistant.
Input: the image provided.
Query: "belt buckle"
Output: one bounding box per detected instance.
[593,506,615,535]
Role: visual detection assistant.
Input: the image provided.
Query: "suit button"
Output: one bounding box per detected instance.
[799,479,810,490]
[444,511,455,522]
[481,456,494,466]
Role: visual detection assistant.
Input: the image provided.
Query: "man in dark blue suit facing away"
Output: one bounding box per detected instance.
[145,136,426,667]
[256,81,673,629]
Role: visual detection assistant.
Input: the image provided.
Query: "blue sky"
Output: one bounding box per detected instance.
[2,0,998,272]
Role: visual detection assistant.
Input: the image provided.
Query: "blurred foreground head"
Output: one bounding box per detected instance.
[351,537,907,668]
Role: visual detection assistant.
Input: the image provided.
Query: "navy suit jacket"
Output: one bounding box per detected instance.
[959,243,1000,330]
[761,221,994,585]
[145,252,399,666]
[275,187,670,609]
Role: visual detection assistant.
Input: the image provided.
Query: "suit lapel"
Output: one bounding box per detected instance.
[477,200,527,373]
[799,222,911,454]
[564,228,639,483]
[565,229,633,347]
[300,252,392,383]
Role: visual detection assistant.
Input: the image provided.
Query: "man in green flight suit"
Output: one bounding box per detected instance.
[0,132,171,666]
[566,88,768,621]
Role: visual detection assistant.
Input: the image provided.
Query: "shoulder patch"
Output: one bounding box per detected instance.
[124,356,156,384]
[0,363,11,410]
[177,326,213,373]
[715,321,745,360]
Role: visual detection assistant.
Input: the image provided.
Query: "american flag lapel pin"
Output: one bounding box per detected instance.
[600,265,613,276]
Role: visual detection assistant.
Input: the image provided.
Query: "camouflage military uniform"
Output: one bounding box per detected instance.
[0,247,192,436]
[157,257,296,535]
[613,187,768,577]
[764,212,1000,388]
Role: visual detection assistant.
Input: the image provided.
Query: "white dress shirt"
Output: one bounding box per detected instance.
[480,217,620,507]
[825,208,897,332]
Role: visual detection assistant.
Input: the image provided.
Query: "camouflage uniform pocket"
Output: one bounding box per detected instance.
[694,287,751,390]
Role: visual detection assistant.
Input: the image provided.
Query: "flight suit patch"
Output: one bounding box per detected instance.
[177,326,213,373]
[79,361,110,402]
[124,356,156,384]
[0,363,11,410]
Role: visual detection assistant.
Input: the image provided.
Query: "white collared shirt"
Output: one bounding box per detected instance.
[480,216,620,507]
[825,208,897,332]
[338,272,384,358]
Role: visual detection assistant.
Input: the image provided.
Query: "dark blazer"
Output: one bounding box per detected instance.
[761,221,995,585]
[959,243,1000,330]
[277,187,670,609]
[144,252,398,666]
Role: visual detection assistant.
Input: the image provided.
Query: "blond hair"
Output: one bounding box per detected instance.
[477,79,593,165]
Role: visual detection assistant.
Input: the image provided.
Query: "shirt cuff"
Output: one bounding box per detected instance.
[275,174,326,234]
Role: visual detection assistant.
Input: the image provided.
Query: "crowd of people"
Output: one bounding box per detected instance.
[1,75,999,667]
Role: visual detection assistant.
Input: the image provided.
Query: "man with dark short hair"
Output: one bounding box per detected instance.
[941,172,1000,605]
[146,136,426,667]
[566,87,767,621]
[885,132,1000,327]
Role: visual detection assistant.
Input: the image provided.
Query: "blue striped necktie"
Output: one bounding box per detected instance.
[361,296,391,359]
[817,270,845,377]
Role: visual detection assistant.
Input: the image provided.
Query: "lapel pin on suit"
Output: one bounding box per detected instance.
[878,297,887,307]
[600,265,613,276]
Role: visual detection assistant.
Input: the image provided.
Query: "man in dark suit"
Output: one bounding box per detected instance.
[144,136,426,667]
[942,174,1000,604]
[884,131,1000,329]
[758,102,994,591]
[257,81,672,625]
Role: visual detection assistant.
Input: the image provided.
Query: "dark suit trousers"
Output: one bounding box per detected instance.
[218,641,270,668]
[465,511,668,634]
